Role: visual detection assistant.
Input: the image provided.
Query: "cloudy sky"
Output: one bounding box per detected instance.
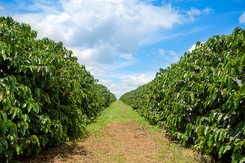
[1,0,245,98]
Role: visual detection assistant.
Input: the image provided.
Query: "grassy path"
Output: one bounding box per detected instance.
[21,101,211,163]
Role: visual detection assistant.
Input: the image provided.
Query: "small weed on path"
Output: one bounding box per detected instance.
[18,101,212,163]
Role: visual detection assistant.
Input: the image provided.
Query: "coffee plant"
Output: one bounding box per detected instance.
[120,27,245,162]
[0,16,116,162]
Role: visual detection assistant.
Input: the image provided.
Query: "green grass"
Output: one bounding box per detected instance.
[86,100,159,135]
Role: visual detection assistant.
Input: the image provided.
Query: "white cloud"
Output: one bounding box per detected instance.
[188,44,196,52]
[188,42,204,52]
[158,49,166,56]
[158,49,179,62]
[168,50,179,62]
[120,54,135,60]
[122,74,153,86]
[187,7,202,16]
[106,72,155,98]
[85,66,108,76]
[98,79,113,85]
[203,7,214,15]
[239,11,245,24]
[186,7,213,21]
[13,0,194,68]
[92,70,155,99]
[109,84,132,99]
[71,43,117,66]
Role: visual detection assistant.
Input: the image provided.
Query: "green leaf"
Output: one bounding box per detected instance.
[9,76,16,93]
[218,145,224,158]
[30,135,40,146]
[204,126,209,135]
[32,103,41,113]
[197,125,205,136]
[16,145,21,155]
[0,111,7,123]
[207,135,213,147]
[223,145,232,155]
[1,139,8,149]
[240,84,245,95]
[214,129,221,142]
[0,143,4,153]
[22,103,27,109]
[22,114,29,122]
[20,122,28,136]
[0,42,7,60]
[39,136,46,147]
[27,103,32,113]
[227,76,232,91]
[0,111,7,135]
[11,107,18,120]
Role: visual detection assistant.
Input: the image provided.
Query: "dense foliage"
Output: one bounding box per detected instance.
[0,16,116,162]
[95,84,117,107]
[120,27,245,162]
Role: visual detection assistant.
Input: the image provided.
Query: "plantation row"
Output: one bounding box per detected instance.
[120,27,245,162]
[0,17,116,162]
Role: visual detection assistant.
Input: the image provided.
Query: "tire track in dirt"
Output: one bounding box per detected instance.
[121,103,129,114]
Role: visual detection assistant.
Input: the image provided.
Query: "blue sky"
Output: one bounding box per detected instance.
[1,0,245,98]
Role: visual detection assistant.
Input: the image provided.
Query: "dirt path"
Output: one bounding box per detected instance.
[20,102,208,163]
[79,119,168,162]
